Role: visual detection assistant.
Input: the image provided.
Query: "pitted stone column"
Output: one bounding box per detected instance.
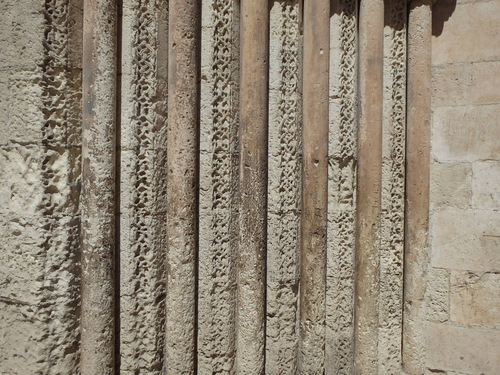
[403,0,432,373]
[299,0,330,373]
[81,0,117,374]
[166,1,201,373]
[354,0,384,372]
[236,0,269,373]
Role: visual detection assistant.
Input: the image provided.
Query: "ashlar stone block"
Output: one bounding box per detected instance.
[431,209,500,272]
[426,322,500,374]
[430,162,471,209]
[472,161,500,209]
[450,271,500,328]
[432,104,500,162]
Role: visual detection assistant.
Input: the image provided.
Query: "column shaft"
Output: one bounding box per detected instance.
[81,0,117,374]
[299,0,330,372]
[403,1,432,373]
[354,0,384,372]
[166,0,200,373]
[236,0,269,373]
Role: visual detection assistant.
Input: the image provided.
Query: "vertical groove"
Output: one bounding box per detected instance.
[403,1,432,373]
[299,0,330,372]
[354,0,384,372]
[326,0,358,372]
[379,0,407,372]
[236,0,269,373]
[198,0,239,372]
[119,0,168,373]
[166,0,200,373]
[81,0,117,374]
[266,1,302,373]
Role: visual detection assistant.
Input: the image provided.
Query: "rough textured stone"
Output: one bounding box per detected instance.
[2,1,500,374]
[426,267,450,323]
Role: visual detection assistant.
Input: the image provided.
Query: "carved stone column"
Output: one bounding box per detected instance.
[166,1,200,373]
[81,0,117,374]
[403,0,433,373]
[236,0,269,372]
[354,0,384,372]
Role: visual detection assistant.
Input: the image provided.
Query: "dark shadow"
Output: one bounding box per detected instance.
[432,0,457,37]
[114,0,123,372]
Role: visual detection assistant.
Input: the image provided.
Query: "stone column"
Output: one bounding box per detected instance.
[81,0,117,374]
[403,0,432,373]
[236,0,269,373]
[299,0,330,373]
[166,0,200,373]
[354,0,384,372]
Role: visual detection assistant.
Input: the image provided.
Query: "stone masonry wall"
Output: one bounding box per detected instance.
[427,0,500,373]
[1,0,499,374]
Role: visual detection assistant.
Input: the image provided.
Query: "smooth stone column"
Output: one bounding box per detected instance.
[354,0,384,372]
[403,0,433,373]
[166,0,200,373]
[299,0,330,372]
[81,0,117,374]
[236,0,269,373]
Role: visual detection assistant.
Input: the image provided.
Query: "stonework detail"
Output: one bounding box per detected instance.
[2,1,499,374]
[379,0,407,373]
[119,1,168,373]
[267,2,302,373]
[326,0,358,373]
[198,0,239,372]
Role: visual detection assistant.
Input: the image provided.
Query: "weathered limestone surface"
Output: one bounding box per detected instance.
[166,1,200,373]
[81,0,117,373]
[403,1,432,373]
[354,0,384,372]
[2,0,500,374]
[428,0,500,373]
[1,1,83,374]
[198,0,239,373]
[299,0,330,373]
[119,1,168,373]
[266,2,301,374]
[326,1,357,372]
[426,323,500,374]
[236,1,269,372]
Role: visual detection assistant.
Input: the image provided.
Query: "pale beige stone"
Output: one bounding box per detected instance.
[432,63,472,107]
[430,162,471,209]
[431,209,500,272]
[472,161,500,209]
[426,322,500,374]
[432,104,500,162]
[472,60,500,105]
[432,1,500,64]
[426,267,450,322]
[450,271,500,328]
[8,70,44,145]
[404,2,432,373]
